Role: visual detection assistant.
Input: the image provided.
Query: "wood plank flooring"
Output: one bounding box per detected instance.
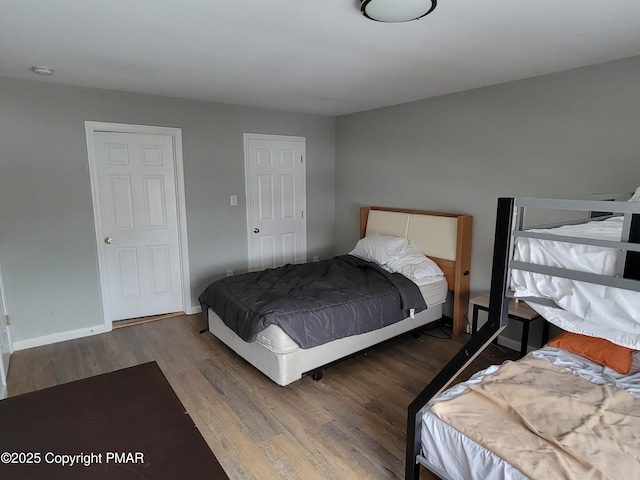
[6,315,517,480]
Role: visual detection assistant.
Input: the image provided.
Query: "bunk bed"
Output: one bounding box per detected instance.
[199,206,472,386]
[406,193,640,480]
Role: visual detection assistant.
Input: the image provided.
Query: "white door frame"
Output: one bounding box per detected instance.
[85,121,192,329]
[244,133,307,271]
[0,254,11,399]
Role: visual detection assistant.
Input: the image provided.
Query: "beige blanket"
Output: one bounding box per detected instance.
[431,357,640,480]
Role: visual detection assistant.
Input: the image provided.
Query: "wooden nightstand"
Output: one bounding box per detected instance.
[469,293,549,359]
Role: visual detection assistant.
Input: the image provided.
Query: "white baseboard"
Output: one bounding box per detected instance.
[12,324,111,351]
[13,305,202,351]
[186,304,202,315]
[0,382,6,400]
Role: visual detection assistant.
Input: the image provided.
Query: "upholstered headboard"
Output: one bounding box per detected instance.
[360,206,473,336]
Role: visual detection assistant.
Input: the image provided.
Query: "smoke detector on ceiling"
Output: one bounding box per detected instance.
[31,66,54,76]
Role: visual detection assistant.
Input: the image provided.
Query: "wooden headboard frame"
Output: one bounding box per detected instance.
[360,206,472,336]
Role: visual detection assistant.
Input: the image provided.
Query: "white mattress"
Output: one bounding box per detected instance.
[419,346,640,480]
[511,216,640,349]
[207,275,447,385]
[254,274,448,354]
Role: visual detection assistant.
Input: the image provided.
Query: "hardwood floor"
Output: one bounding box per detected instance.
[7,315,518,480]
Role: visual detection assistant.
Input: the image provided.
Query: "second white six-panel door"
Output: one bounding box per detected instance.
[245,134,307,271]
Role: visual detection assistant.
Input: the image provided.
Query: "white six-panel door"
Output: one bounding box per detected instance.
[245,134,306,271]
[89,129,185,322]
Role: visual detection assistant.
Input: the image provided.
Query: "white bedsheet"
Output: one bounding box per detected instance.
[419,346,640,480]
[511,216,640,349]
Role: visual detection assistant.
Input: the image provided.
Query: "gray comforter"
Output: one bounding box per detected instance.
[198,255,428,349]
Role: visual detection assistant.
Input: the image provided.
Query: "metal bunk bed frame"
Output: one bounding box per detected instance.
[405,193,640,480]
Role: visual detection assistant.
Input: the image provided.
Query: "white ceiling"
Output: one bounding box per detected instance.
[2,0,640,116]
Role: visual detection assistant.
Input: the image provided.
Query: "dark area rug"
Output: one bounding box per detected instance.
[0,361,229,480]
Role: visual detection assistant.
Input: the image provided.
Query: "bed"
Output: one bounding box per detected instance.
[406,193,640,480]
[199,206,472,386]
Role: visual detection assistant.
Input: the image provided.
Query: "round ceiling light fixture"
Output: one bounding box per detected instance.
[31,66,54,76]
[361,0,437,23]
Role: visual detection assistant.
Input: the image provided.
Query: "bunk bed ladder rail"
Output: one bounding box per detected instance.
[511,195,640,295]
[404,197,514,480]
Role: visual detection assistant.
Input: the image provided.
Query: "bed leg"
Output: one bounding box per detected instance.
[199,309,210,334]
[311,370,323,381]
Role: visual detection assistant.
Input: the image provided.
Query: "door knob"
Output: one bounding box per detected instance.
[104,237,113,244]
[253,228,260,233]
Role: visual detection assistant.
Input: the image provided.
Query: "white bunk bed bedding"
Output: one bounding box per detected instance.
[419,346,640,480]
[512,216,640,349]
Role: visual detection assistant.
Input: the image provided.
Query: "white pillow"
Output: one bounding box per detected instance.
[385,243,444,279]
[629,186,640,202]
[349,233,408,265]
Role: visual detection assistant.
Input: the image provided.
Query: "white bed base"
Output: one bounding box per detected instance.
[208,304,443,386]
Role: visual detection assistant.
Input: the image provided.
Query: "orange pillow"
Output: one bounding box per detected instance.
[548,331,637,374]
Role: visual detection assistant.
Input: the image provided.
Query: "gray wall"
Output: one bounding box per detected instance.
[0,77,335,345]
[335,55,640,343]
[3,54,640,349]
